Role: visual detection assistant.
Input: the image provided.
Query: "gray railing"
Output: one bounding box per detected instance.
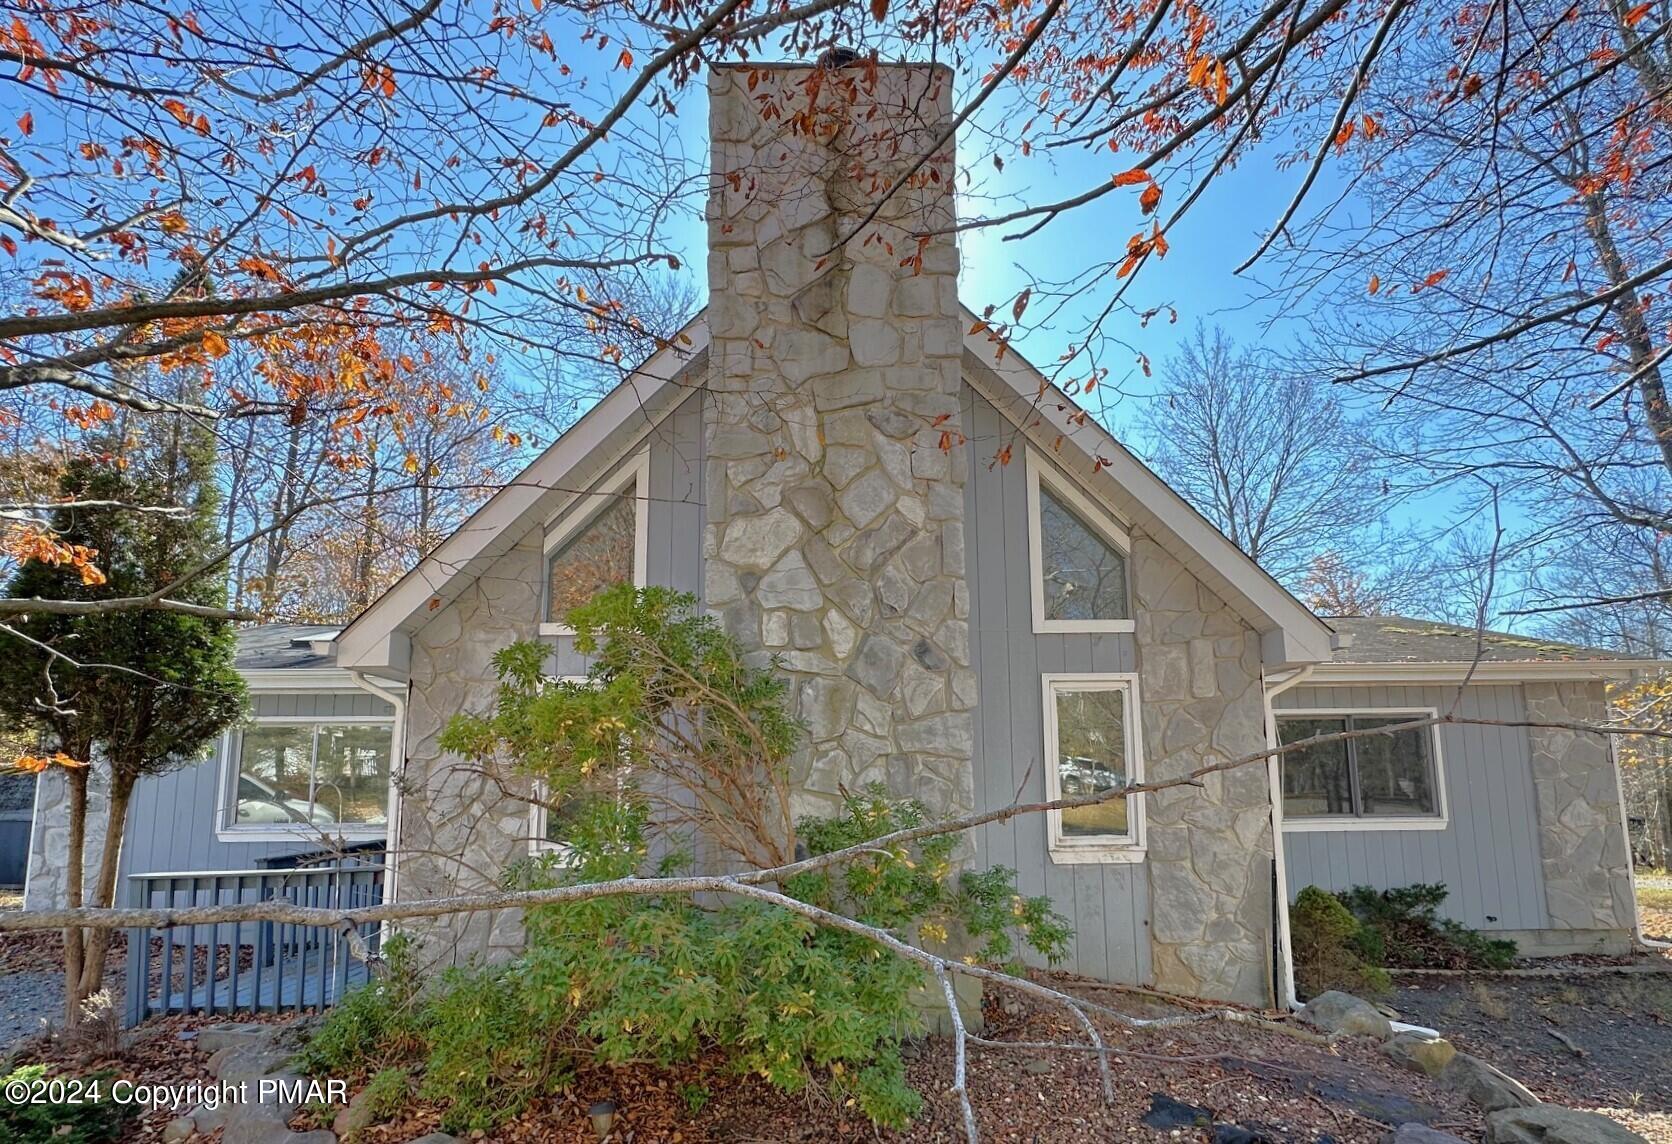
[122,864,384,1026]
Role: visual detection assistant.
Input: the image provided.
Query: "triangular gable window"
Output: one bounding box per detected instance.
[1028,451,1134,633]
[542,453,648,630]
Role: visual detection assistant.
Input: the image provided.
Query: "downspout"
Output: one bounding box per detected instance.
[1262,663,1315,1009]
[350,671,409,935]
[1608,731,1672,951]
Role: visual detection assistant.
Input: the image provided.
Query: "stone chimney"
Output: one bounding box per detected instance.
[703,61,974,824]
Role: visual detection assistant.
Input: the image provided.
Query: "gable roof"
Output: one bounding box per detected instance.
[235,624,341,671]
[1327,615,1635,664]
[335,318,709,676]
[336,308,1336,673]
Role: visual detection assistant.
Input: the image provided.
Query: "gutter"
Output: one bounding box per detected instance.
[1608,734,1672,952]
[350,671,409,928]
[1261,663,1316,1010]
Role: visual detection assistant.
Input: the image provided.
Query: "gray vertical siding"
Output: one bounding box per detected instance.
[546,389,706,678]
[962,387,1150,985]
[1275,683,1550,932]
[120,689,395,880]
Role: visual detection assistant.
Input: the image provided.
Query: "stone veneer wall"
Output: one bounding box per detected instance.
[23,765,110,910]
[1523,680,1636,938]
[703,63,976,824]
[1132,537,1275,1006]
[396,532,544,964]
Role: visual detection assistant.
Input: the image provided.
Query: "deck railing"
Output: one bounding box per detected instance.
[122,864,385,1026]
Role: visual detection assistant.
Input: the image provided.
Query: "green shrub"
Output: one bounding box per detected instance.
[359,1067,411,1122]
[1338,883,1517,970]
[305,587,1073,1134]
[0,1067,137,1144]
[297,935,424,1075]
[419,967,566,1133]
[1290,885,1391,998]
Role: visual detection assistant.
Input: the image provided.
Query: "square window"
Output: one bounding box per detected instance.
[225,721,394,835]
[1277,713,1442,824]
[1043,675,1144,859]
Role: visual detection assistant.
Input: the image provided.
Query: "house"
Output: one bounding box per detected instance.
[23,625,400,913]
[24,57,1657,1012]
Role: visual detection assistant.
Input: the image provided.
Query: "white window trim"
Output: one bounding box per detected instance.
[1275,707,1449,832]
[1026,448,1135,634]
[1041,672,1146,863]
[539,450,651,637]
[216,714,396,843]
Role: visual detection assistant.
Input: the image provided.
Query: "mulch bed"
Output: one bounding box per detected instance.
[325,983,1479,1144]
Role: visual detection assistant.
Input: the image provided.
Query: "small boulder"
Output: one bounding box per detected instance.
[197,1024,279,1055]
[1486,1106,1650,1144]
[209,1043,294,1084]
[1297,991,1394,1040]
[1384,1125,1470,1144]
[160,1115,197,1142]
[334,1082,384,1136]
[405,1135,462,1144]
[1440,1053,1540,1113]
[1381,1033,1457,1078]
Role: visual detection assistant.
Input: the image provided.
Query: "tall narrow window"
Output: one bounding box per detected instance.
[1277,712,1443,825]
[1027,452,1133,633]
[1042,674,1145,860]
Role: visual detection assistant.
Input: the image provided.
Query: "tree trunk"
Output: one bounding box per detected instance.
[61,766,88,1026]
[67,769,134,1017]
[1580,190,1672,482]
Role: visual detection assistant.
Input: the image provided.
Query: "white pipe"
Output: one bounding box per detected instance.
[1262,663,1316,1009]
[350,671,409,937]
[1608,732,1672,951]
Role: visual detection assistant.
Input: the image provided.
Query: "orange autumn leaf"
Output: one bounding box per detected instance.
[1413,269,1450,292]
[1139,182,1162,215]
[12,752,88,775]
[871,0,889,19]
[16,111,31,135]
[1112,168,1151,187]
[1368,274,1380,295]
[617,49,633,69]
[1624,1,1651,24]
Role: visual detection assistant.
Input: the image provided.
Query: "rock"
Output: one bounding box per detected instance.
[405,1135,461,1144]
[209,1043,293,1083]
[1310,1080,1442,1127]
[334,1081,384,1136]
[1441,1053,1541,1113]
[1486,1106,1650,1144]
[1297,991,1394,1040]
[1141,1093,1214,1130]
[188,1102,231,1133]
[197,1024,279,1055]
[1381,1033,1457,1077]
[1384,1125,1471,1144]
[223,1122,334,1144]
[1213,1125,1268,1143]
[161,1116,198,1142]
[1022,1058,1052,1075]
